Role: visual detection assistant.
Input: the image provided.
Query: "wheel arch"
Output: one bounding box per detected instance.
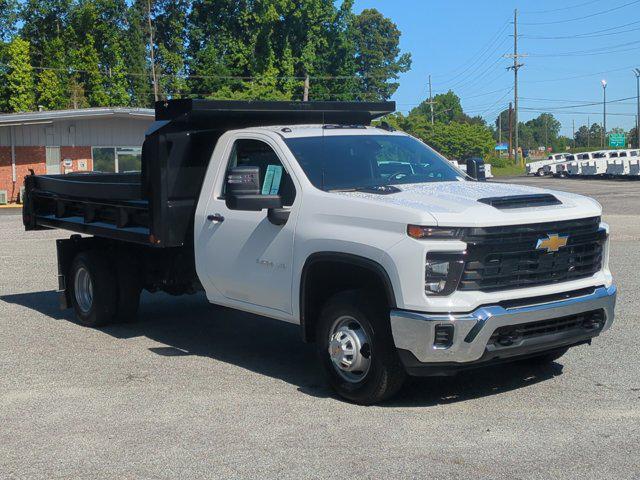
[299,252,397,343]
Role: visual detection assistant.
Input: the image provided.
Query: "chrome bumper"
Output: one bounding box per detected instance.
[390,285,616,364]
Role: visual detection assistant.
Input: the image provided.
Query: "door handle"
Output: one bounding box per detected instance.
[207,213,225,223]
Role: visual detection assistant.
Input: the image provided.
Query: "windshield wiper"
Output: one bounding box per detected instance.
[329,185,402,194]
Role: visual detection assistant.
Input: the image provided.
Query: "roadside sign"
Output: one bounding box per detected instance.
[495,143,508,151]
[609,133,626,148]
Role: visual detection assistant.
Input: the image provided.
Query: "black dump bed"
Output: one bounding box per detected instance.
[23,99,395,248]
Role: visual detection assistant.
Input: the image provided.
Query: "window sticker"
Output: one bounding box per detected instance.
[262,165,283,195]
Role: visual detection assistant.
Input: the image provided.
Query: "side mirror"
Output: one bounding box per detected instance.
[466,157,486,181]
[225,166,283,211]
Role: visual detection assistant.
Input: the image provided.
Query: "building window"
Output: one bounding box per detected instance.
[92,147,142,173]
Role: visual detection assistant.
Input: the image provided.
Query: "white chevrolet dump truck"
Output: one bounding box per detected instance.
[23,100,616,404]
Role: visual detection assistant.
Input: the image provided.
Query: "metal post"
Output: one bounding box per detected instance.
[428,75,434,125]
[303,73,310,102]
[634,69,640,149]
[601,79,607,148]
[513,9,520,166]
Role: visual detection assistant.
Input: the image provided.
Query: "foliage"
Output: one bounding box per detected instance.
[388,111,495,160]
[2,37,36,112]
[411,90,485,126]
[0,1,411,110]
[350,8,411,100]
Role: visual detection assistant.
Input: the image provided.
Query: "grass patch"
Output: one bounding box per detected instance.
[490,163,526,177]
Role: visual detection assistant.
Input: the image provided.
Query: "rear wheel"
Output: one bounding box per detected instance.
[69,251,118,327]
[316,290,405,405]
[536,168,544,176]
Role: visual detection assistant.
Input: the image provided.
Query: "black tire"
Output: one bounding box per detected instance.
[519,347,569,366]
[316,290,406,405]
[114,257,142,323]
[536,168,544,176]
[69,251,118,327]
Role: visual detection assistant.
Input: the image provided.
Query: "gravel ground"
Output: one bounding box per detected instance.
[1,178,639,479]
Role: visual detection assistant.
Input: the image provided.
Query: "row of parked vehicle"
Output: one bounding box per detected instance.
[526,150,640,178]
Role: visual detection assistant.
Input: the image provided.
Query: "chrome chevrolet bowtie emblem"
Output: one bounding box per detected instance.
[536,233,569,253]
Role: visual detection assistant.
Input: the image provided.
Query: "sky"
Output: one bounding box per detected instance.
[353,0,640,137]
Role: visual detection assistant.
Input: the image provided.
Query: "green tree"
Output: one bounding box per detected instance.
[3,37,36,112]
[524,113,561,147]
[124,0,152,106]
[411,90,464,124]
[19,0,72,67]
[35,36,69,110]
[350,8,411,100]
[152,0,188,99]
[574,124,590,148]
[0,0,18,41]
[389,112,495,159]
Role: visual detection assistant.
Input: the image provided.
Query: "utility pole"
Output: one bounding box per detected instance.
[428,75,434,124]
[508,102,513,160]
[587,115,590,148]
[505,9,526,166]
[601,79,607,148]
[303,73,310,102]
[634,69,640,148]
[147,0,158,102]
[498,111,502,145]
[572,119,575,149]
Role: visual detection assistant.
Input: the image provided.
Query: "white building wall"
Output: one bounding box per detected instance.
[0,116,153,147]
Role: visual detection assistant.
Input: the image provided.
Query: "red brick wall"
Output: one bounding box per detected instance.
[0,146,46,203]
[0,146,93,203]
[60,146,93,173]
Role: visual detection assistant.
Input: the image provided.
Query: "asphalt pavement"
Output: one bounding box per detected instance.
[1,177,639,479]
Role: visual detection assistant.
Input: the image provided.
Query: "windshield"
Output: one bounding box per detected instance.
[284,134,464,191]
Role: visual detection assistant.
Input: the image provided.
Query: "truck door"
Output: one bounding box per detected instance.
[197,135,299,315]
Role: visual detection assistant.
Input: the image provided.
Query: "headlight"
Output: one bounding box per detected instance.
[425,253,465,296]
[407,225,465,239]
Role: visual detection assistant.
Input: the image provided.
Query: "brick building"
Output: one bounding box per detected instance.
[0,108,154,203]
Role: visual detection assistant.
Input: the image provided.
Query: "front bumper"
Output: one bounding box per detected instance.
[390,285,616,374]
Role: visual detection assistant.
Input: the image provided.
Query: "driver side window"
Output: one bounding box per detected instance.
[225,139,296,206]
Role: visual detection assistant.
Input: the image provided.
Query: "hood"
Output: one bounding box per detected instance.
[335,181,602,227]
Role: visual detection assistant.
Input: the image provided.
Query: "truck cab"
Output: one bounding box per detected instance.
[23,100,617,404]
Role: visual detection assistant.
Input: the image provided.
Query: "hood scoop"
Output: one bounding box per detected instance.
[478,194,562,210]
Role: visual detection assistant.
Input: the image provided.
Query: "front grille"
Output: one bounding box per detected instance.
[488,309,605,346]
[459,217,605,292]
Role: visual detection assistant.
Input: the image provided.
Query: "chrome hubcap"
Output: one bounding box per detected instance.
[74,266,94,314]
[328,316,372,383]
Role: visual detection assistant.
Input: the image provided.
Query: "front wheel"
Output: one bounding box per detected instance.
[316,290,406,405]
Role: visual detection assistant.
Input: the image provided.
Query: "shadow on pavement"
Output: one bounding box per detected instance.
[1,289,564,405]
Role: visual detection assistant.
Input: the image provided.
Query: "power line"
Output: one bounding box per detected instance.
[522,64,640,83]
[520,0,640,25]
[528,39,640,57]
[435,37,509,91]
[521,95,637,106]
[430,20,510,82]
[522,95,637,110]
[521,108,637,117]
[521,24,640,40]
[521,0,602,14]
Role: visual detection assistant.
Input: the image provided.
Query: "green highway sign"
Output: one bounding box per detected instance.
[609,133,626,148]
